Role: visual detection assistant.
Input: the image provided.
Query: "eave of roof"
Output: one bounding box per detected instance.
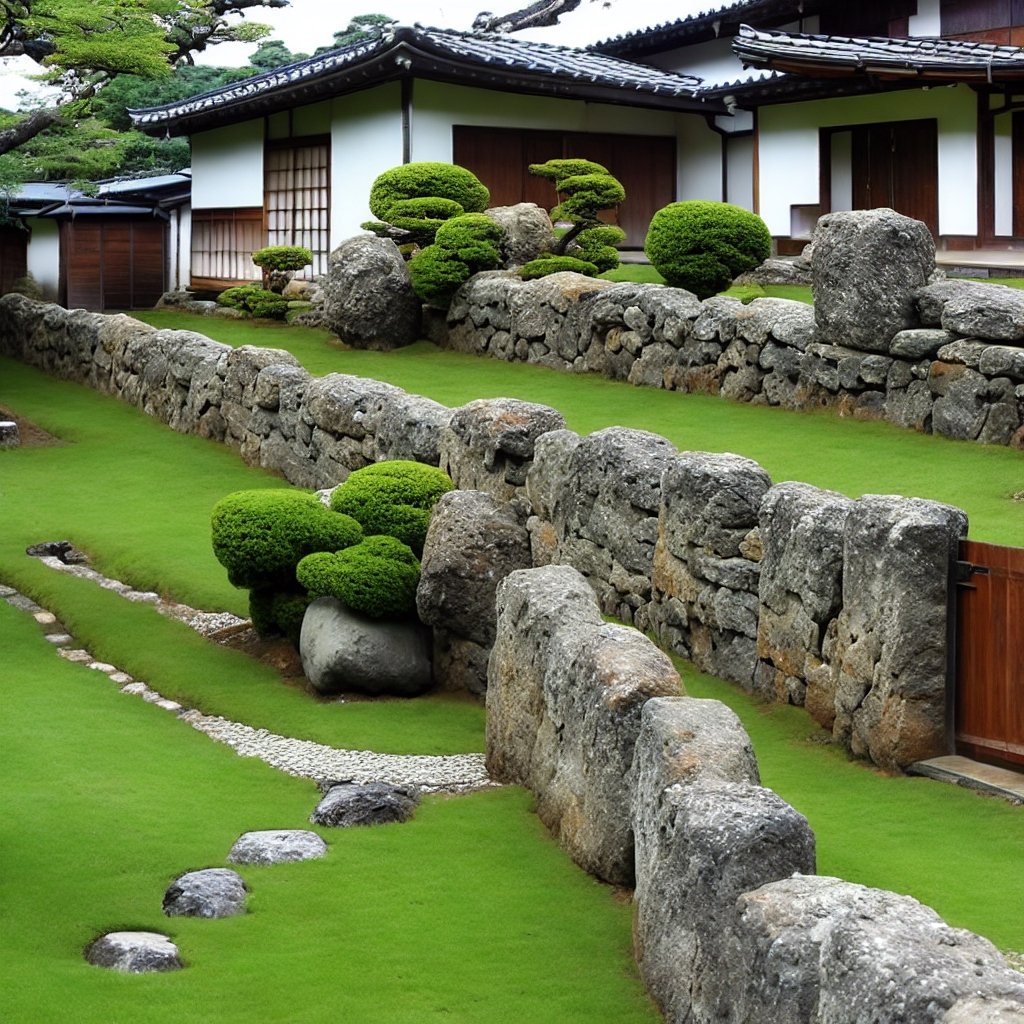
[131,24,718,137]
[591,0,824,57]
[733,24,1024,82]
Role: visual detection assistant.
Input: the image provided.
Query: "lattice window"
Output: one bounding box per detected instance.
[190,208,263,286]
[265,139,330,278]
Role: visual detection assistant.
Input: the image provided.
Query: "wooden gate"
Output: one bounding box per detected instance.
[956,539,1024,766]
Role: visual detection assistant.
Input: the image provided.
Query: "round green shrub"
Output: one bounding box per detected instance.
[529,158,609,183]
[644,200,772,300]
[387,196,466,240]
[552,174,626,221]
[216,284,291,320]
[211,489,363,590]
[520,255,599,279]
[329,460,454,554]
[297,536,421,619]
[408,213,503,306]
[407,245,471,308]
[368,162,490,223]
[572,224,626,274]
[251,245,313,272]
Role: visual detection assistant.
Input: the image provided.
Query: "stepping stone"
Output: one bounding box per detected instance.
[85,931,183,973]
[310,781,418,828]
[227,829,328,865]
[163,868,247,918]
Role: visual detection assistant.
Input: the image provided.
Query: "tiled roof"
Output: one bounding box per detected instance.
[131,24,715,135]
[733,24,1024,80]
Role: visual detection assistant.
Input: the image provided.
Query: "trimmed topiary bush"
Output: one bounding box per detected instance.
[216,284,292,320]
[251,246,313,273]
[297,536,421,619]
[329,460,454,554]
[644,200,772,300]
[408,213,503,307]
[520,256,599,279]
[211,489,363,590]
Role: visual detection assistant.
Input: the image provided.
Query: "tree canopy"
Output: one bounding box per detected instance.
[0,0,288,157]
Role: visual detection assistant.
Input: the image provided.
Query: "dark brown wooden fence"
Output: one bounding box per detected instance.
[956,539,1024,766]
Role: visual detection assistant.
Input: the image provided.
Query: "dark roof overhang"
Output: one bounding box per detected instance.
[733,24,1024,84]
[131,24,719,137]
[592,0,827,58]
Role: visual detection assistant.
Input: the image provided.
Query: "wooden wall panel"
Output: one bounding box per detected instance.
[0,226,28,295]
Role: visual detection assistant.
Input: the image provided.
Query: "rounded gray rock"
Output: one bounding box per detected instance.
[85,931,183,973]
[162,867,247,918]
[300,597,433,696]
[310,781,418,827]
[226,829,328,866]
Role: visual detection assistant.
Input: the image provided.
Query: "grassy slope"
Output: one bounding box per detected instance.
[131,312,1024,547]
[0,603,656,1024]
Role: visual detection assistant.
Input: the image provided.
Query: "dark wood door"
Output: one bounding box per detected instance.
[453,126,676,248]
[62,219,166,311]
[850,119,938,234]
[956,539,1024,766]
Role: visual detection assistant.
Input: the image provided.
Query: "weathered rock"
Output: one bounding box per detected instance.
[373,392,452,465]
[757,482,854,707]
[85,931,183,973]
[828,495,968,768]
[417,489,532,693]
[813,209,935,352]
[227,829,328,865]
[310,781,418,827]
[940,284,1024,342]
[319,235,421,349]
[439,397,565,502]
[916,278,1001,328]
[162,868,247,918]
[890,328,957,359]
[486,565,681,885]
[300,597,433,697]
[484,203,555,267]
[0,420,19,446]
[734,875,1024,1024]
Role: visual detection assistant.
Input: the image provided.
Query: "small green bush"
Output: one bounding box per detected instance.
[329,460,454,554]
[551,174,625,222]
[368,162,490,230]
[251,246,313,273]
[520,256,599,279]
[572,225,626,274]
[408,213,502,307]
[644,200,772,300]
[211,489,363,590]
[247,587,310,643]
[529,158,609,182]
[297,536,421,619]
[386,196,467,242]
[216,284,291,320]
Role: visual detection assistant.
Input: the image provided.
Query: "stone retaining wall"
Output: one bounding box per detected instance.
[0,291,966,770]
[443,209,1024,449]
[486,566,1024,1024]
[3,292,1020,1021]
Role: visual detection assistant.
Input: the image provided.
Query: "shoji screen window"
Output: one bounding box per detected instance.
[190,208,263,289]
[265,138,330,278]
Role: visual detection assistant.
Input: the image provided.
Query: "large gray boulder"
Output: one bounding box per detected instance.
[300,597,433,697]
[828,495,968,768]
[416,489,532,695]
[733,875,1024,1024]
[487,565,681,885]
[162,868,247,918]
[319,235,421,349]
[227,829,328,865]
[85,932,183,973]
[310,781,418,827]
[813,209,935,352]
[485,203,555,267]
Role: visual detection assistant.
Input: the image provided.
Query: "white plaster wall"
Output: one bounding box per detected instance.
[329,84,405,243]
[267,100,332,140]
[994,115,1013,237]
[909,0,941,35]
[26,219,59,301]
[830,131,853,212]
[725,135,754,209]
[757,85,978,237]
[168,206,192,292]
[191,120,264,208]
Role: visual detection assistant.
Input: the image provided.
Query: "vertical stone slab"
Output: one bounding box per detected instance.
[757,481,855,712]
[828,494,968,769]
[631,697,815,1024]
[651,451,771,687]
[813,208,935,353]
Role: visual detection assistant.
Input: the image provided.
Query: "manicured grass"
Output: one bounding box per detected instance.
[130,312,1024,547]
[683,660,1024,953]
[0,602,656,1024]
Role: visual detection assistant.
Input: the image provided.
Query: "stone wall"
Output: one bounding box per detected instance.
[443,209,1024,448]
[0,290,967,771]
[487,566,1024,1024]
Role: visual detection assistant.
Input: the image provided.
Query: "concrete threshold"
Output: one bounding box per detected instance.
[908,755,1024,805]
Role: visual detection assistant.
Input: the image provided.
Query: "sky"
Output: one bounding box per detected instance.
[0,0,708,108]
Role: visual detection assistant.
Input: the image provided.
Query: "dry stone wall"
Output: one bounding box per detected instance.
[443,209,1024,448]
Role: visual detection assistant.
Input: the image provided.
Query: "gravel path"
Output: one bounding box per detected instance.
[3,557,493,794]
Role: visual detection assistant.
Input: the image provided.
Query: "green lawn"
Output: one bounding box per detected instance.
[3,312,1024,1024]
